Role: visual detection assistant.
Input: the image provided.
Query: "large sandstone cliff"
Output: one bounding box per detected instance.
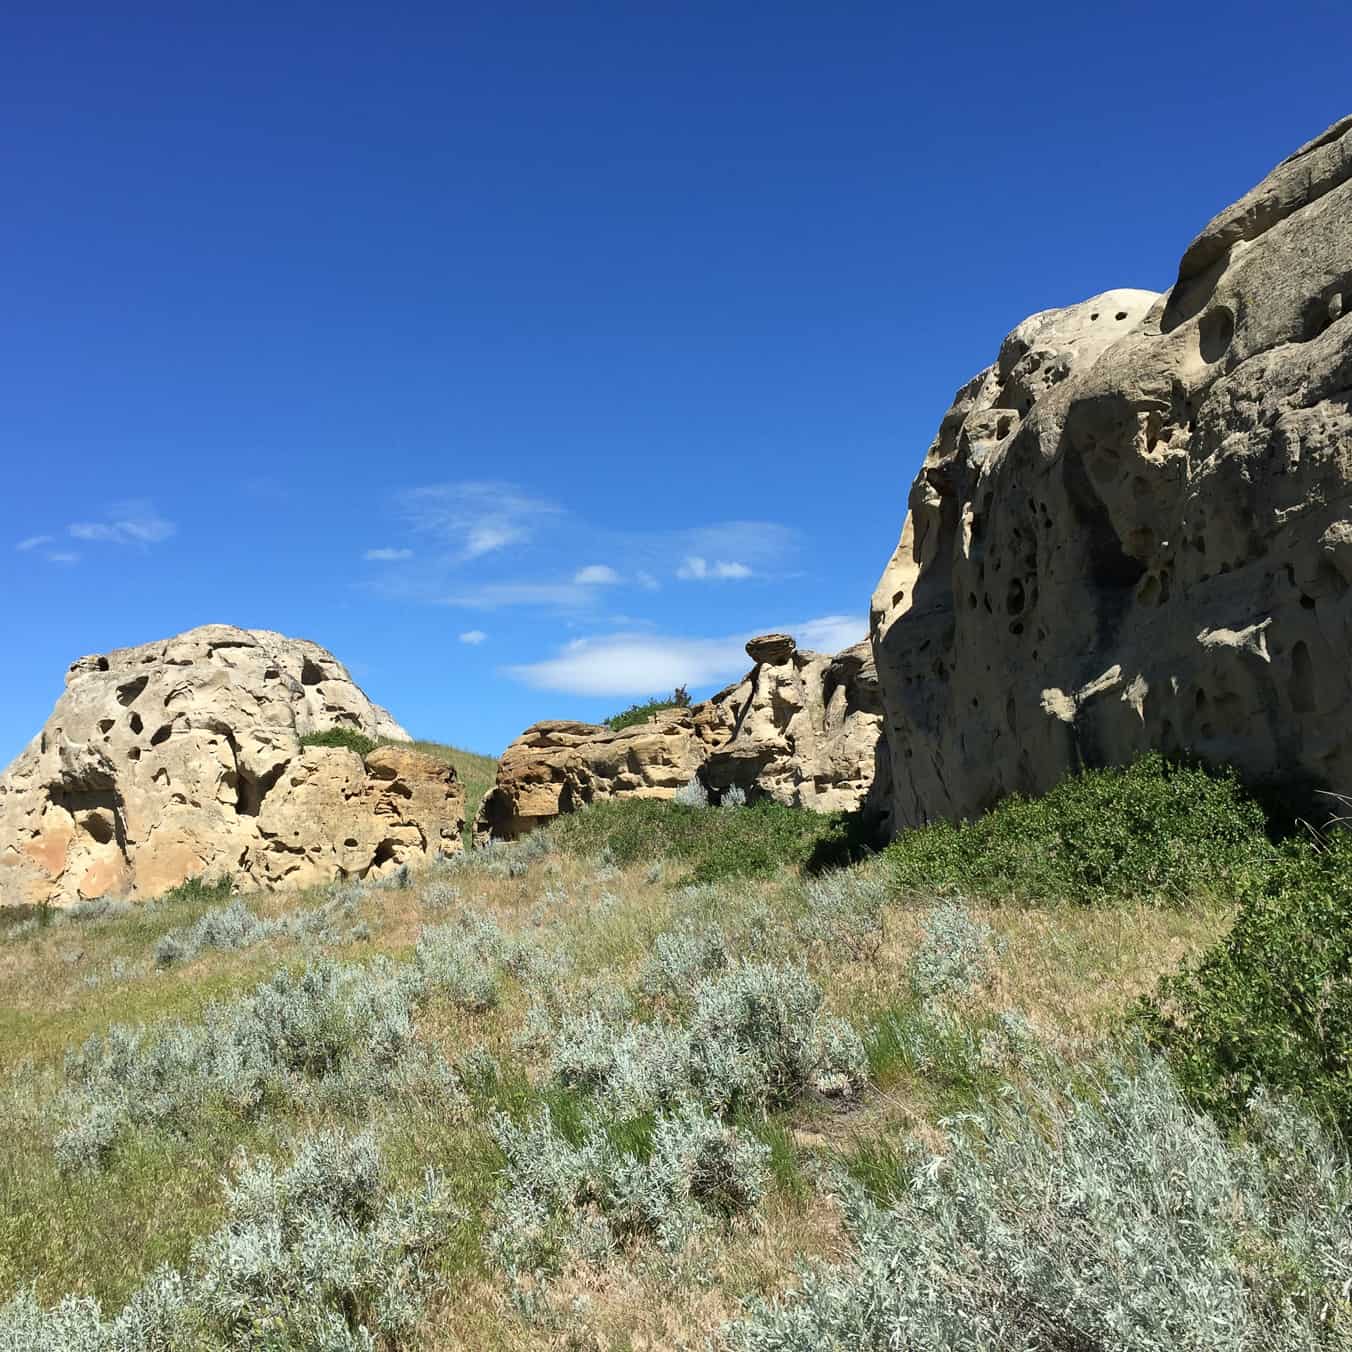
[871,115,1352,828]
[475,633,889,842]
[0,625,463,907]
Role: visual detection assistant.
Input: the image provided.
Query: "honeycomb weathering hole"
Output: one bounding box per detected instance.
[1199,306,1235,363]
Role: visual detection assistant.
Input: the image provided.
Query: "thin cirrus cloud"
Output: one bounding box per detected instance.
[400,482,562,561]
[15,535,53,552]
[364,547,414,562]
[68,500,176,547]
[459,629,488,645]
[507,614,867,696]
[676,555,752,581]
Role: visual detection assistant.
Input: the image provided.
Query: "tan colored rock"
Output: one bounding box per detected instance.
[475,636,889,843]
[745,633,796,664]
[0,625,461,907]
[871,115,1352,829]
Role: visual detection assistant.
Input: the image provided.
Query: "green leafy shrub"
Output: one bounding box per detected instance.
[552,797,863,884]
[298,726,377,758]
[885,753,1273,905]
[725,1053,1352,1351]
[1138,828,1352,1136]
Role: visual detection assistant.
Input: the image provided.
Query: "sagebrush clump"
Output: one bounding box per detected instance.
[727,1052,1352,1351]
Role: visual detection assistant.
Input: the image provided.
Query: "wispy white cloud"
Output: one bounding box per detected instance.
[459,629,487,645]
[364,547,414,562]
[46,551,80,565]
[574,564,622,585]
[440,581,595,611]
[635,570,660,592]
[68,500,176,547]
[508,614,868,696]
[16,535,52,552]
[676,555,753,581]
[799,615,867,653]
[508,633,748,696]
[401,482,562,561]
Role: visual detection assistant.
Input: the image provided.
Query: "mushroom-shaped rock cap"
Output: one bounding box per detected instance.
[746,633,796,664]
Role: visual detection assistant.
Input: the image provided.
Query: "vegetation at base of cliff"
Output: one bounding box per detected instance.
[298,726,378,757]
[1138,825,1352,1138]
[884,753,1274,906]
[551,794,872,883]
[603,685,692,732]
[5,757,1352,1349]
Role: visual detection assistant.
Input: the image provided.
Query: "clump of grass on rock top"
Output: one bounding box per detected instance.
[298,726,377,757]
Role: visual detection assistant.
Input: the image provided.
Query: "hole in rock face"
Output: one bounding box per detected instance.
[1301,594,1317,611]
[300,659,325,686]
[1199,306,1235,363]
[344,838,358,848]
[150,724,173,747]
[1006,578,1026,615]
[129,713,143,735]
[116,675,149,707]
[1290,641,1316,714]
[97,719,114,735]
[127,747,141,761]
[1115,311,1128,321]
[83,813,115,845]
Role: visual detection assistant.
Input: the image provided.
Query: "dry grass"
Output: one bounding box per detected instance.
[0,824,1233,1348]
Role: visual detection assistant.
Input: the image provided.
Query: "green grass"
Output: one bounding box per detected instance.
[299,726,378,756]
[551,796,872,884]
[3,754,1328,1347]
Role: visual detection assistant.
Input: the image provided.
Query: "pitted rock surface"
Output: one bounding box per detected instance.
[871,115,1352,829]
[475,636,888,843]
[0,625,462,907]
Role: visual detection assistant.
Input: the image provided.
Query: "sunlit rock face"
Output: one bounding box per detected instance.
[871,115,1352,829]
[475,634,890,843]
[0,624,463,907]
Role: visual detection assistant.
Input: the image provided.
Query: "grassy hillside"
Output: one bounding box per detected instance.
[1,759,1349,1348]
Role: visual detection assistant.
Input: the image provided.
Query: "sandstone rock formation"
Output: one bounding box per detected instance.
[871,114,1352,829]
[475,633,889,842]
[0,625,463,907]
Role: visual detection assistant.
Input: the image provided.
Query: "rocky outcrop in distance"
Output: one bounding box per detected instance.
[0,625,463,907]
[475,633,890,842]
[871,114,1352,829]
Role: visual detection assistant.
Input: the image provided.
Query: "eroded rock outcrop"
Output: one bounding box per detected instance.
[0,625,463,907]
[475,633,889,842]
[871,114,1352,829]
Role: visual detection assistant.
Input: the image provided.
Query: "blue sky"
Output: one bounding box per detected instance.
[3,2,1348,762]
